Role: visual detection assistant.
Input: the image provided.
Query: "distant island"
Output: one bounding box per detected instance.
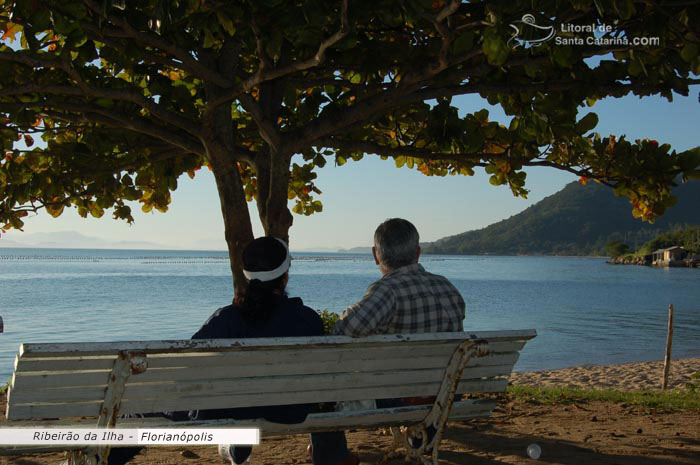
[337,246,372,254]
[422,180,700,256]
[0,231,166,250]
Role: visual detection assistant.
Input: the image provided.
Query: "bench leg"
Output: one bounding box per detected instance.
[384,341,488,465]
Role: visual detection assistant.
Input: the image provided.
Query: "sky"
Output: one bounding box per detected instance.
[4,90,699,251]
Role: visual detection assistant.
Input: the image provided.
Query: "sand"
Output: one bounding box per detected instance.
[509,357,700,391]
[1,357,699,465]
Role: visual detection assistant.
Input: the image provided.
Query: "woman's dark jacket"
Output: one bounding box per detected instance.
[186,296,324,424]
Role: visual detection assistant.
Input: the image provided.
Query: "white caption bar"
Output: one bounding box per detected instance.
[0,428,260,446]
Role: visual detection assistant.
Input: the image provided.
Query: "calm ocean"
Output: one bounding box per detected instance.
[1,248,699,380]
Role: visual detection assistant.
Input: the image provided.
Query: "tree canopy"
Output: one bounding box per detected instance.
[1,0,699,293]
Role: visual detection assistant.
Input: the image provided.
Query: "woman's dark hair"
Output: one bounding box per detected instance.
[239,237,288,323]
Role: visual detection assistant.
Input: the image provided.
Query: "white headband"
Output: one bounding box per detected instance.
[242,238,291,282]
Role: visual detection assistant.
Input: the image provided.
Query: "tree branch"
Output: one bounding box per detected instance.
[210,0,350,108]
[0,53,202,136]
[80,22,187,71]
[527,160,616,187]
[317,137,620,189]
[316,137,503,164]
[237,93,281,150]
[81,0,232,87]
[40,102,204,155]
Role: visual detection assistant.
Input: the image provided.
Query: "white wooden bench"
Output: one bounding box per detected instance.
[1,329,536,465]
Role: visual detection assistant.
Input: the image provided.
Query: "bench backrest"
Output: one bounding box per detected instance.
[6,330,536,421]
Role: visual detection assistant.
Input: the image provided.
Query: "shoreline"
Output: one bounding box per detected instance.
[509,356,700,391]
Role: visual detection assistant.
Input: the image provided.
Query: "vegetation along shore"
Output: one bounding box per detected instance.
[607,226,700,268]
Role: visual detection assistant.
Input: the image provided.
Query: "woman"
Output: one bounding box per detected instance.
[192,236,323,464]
[104,237,356,465]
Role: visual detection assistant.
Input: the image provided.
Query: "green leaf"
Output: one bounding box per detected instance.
[553,46,575,68]
[680,43,699,63]
[575,112,599,134]
[46,203,64,218]
[482,31,509,66]
[474,109,489,124]
[203,29,217,49]
[30,9,53,31]
[216,12,236,36]
[88,202,104,218]
[266,31,283,59]
[452,32,474,55]
[613,0,635,19]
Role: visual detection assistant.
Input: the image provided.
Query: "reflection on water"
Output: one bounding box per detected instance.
[1,248,699,379]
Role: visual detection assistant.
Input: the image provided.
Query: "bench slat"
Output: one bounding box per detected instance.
[18,330,536,357]
[12,340,525,375]
[7,378,508,420]
[11,351,519,390]
[9,362,515,406]
[0,399,497,444]
[14,355,116,373]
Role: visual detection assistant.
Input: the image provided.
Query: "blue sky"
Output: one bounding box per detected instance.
[4,90,699,250]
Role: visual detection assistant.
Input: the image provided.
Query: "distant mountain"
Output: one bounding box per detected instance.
[423,181,700,256]
[0,231,165,250]
[337,246,372,254]
[293,246,344,253]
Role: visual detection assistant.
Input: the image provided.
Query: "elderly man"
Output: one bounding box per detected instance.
[334,217,465,336]
[310,218,466,465]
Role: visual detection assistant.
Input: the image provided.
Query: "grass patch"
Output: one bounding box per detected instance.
[507,385,700,411]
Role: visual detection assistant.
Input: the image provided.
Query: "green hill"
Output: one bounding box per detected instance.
[423,181,700,256]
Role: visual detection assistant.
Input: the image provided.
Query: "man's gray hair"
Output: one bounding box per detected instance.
[374,218,420,270]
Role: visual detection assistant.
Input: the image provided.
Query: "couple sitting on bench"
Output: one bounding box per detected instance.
[109,217,466,465]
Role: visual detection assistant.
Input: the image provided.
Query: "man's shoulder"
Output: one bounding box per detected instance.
[384,264,452,284]
[394,265,462,294]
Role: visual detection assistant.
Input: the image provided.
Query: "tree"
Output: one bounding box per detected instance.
[1,0,699,295]
[606,240,630,257]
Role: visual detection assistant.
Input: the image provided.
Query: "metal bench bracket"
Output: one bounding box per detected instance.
[385,340,489,465]
[65,351,147,465]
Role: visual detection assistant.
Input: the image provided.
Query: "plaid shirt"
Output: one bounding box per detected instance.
[333,263,465,336]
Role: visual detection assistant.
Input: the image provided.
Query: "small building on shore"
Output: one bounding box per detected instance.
[652,246,688,266]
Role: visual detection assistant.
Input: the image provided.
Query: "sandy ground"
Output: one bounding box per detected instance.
[509,357,700,391]
[1,358,699,465]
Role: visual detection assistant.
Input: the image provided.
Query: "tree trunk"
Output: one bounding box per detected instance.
[209,154,254,298]
[260,150,293,241]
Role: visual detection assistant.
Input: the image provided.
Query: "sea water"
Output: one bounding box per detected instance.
[1,248,699,380]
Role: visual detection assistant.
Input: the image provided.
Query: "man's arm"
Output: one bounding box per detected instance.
[332,280,396,337]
